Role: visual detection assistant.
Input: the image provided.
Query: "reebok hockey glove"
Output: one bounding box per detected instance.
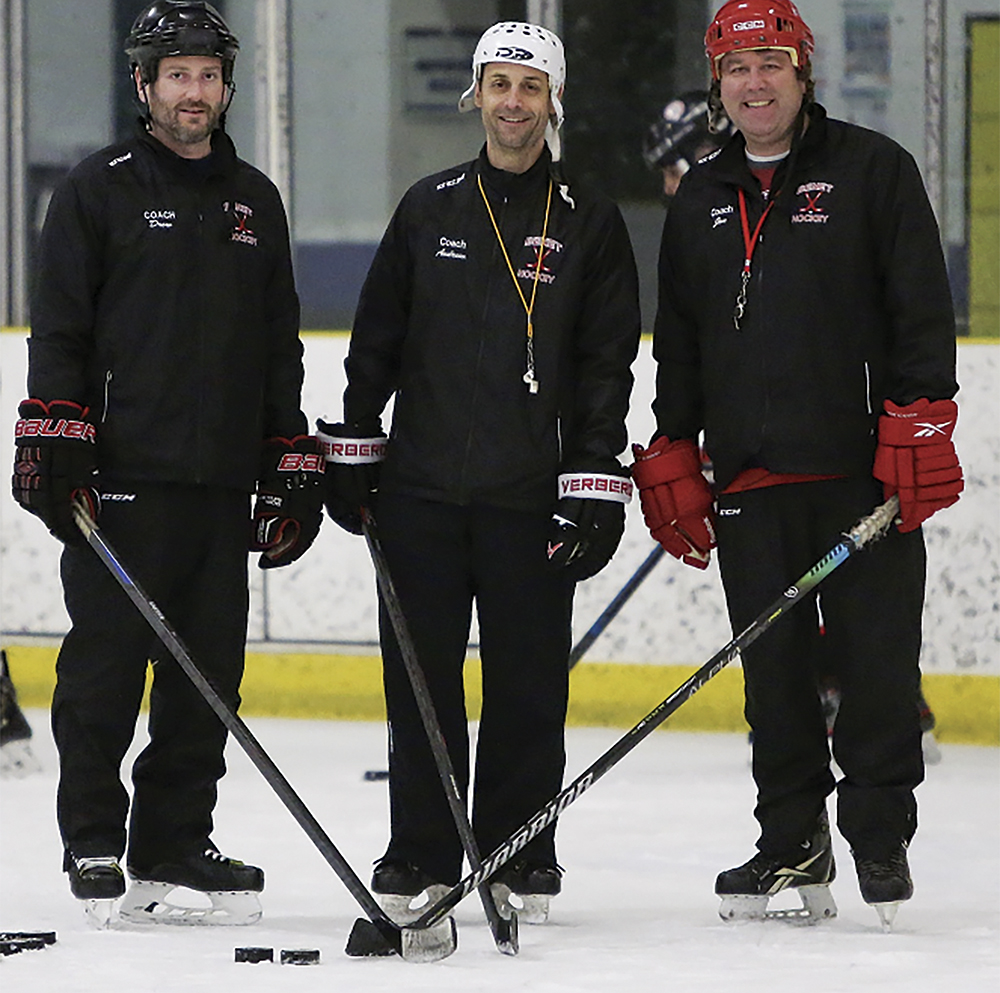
[315,419,387,535]
[250,435,325,569]
[630,436,716,569]
[12,399,99,545]
[872,397,963,532]
[547,464,632,583]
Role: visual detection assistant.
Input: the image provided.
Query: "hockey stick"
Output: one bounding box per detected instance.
[361,508,518,955]
[568,544,665,670]
[402,495,900,930]
[70,500,455,963]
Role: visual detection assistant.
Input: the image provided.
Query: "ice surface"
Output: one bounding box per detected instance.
[2,710,997,992]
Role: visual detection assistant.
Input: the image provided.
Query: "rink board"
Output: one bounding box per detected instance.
[5,644,997,745]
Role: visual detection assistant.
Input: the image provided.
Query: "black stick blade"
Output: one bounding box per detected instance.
[345,918,399,957]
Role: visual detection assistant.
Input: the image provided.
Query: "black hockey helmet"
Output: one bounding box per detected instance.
[125,1,239,86]
[642,91,731,171]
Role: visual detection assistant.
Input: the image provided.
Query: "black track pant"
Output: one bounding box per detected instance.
[375,493,574,885]
[715,477,925,861]
[52,482,249,869]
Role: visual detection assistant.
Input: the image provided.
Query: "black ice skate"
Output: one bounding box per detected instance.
[489,860,562,925]
[120,847,264,926]
[716,814,837,923]
[371,859,451,925]
[0,650,42,778]
[65,853,126,929]
[854,845,913,932]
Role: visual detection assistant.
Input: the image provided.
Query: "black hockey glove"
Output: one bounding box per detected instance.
[12,398,99,545]
[250,435,325,569]
[315,419,387,535]
[547,463,633,583]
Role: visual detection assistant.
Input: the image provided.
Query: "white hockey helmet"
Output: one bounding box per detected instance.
[458,21,566,161]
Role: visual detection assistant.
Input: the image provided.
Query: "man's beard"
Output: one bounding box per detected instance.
[151,101,222,146]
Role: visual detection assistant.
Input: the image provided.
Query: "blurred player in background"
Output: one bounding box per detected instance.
[642,91,732,200]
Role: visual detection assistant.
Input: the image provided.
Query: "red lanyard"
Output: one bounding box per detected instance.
[734,187,776,330]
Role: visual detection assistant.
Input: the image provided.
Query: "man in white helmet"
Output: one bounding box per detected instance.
[319,21,640,926]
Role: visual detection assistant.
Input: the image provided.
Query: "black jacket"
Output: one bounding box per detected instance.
[653,105,958,491]
[28,124,306,492]
[344,147,641,512]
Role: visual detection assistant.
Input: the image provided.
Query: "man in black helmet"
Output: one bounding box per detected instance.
[11,1,323,926]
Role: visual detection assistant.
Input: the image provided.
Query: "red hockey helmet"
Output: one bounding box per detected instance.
[705,1,814,80]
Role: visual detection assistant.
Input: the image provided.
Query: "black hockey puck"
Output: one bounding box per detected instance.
[235,946,273,963]
[0,931,56,945]
[363,769,389,781]
[281,948,320,965]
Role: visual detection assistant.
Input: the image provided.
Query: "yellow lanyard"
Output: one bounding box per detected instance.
[477,174,553,394]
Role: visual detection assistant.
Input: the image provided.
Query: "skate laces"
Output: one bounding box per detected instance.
[203,848,242,866]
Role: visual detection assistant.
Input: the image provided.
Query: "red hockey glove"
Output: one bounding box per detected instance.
[12,399,99,545]
[547,464,632,582]
[872,398,963,533]
[630,436,716,569]
[315,419,387,535]
[251,436,325,569]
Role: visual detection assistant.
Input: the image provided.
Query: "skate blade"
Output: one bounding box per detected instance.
[719,884,837,924]
[83,899,117,929]
[873,901,901,932]
[118,881,261,926]
[0,739,43,778]
[377,884,451,926]
[489,883,550,924]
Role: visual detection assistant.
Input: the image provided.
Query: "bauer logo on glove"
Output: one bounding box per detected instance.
[250,435,325,569]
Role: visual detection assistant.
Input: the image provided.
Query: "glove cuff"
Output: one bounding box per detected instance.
[630,436,700,488]
[557,472,633,504]
[316,427,387,465]
[15,398,96,444]
[878,398,958,446]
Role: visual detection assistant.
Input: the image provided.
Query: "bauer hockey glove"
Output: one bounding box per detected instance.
[315,419,387,535]
[250,435,325,569]
[630,436,716,569]
[547,462,632,583]
[12,399,99,545]
[872,397,963,533]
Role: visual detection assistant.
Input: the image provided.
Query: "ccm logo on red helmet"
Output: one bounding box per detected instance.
[277,453,325,473]
[733,19,766,31]
[15,418,96,443]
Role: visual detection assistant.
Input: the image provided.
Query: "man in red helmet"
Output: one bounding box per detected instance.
[632,0,961,930]
[11,2,323,926]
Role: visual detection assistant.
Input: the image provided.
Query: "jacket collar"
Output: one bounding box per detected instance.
[707,102,829,195]
[135,119,237,180]
[476,144,552,198]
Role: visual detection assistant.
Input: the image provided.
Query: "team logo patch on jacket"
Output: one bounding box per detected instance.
[225,201,258,245]
[792,182,834,224]
[517,236,563,284]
